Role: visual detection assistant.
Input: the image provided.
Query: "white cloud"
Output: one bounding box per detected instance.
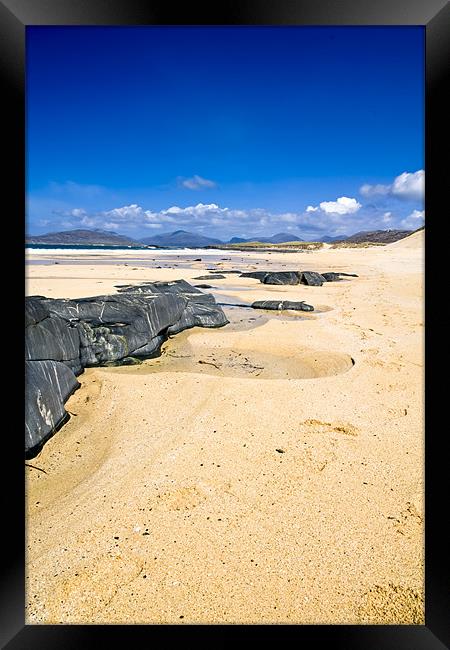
[382,211,392,223]
[181,175,217,190]
[278,212,299,223]
[360,183,390,197]
[164,206,183,214]
[70,208,87,217]
[400,209,425,230]
[162,203,227,218]
[98,204,173,224]
[308,196,362,215]
[391,171,424,201]
[80,215,97,228]
[360,170,424,201]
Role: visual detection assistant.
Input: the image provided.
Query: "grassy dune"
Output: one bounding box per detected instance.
[210,241,324,250]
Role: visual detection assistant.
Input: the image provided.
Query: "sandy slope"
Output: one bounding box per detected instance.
[25,234,424,624]
[386,229,424,249]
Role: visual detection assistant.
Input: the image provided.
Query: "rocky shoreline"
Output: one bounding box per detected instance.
[25,269,358,457]
[25,280,228,457]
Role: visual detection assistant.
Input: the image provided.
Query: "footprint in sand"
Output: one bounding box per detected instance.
[388,502,423,538]
[152,480,223,511]
[300,444,337,472]
[155,485,207,511]
[276,437,339,473]
[301,419,359,437]
[279,420,359,472]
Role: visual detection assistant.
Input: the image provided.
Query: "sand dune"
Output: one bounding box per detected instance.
[25,242,424,624]
[387,229,424,249]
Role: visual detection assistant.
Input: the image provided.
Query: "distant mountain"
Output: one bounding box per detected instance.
[227,232,304,244]
[263,232,304,243]
[336,229,413,244]
[28,227,412,249]
[228,237,249,244]
[321,235,346,243]
[26,229,141,246]
[139,230,223,247]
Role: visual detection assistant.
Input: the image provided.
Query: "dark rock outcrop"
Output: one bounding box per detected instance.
[25,360,80,456]
[193,274,225,280]
[240,271,271,281]
[263,271,302,285]
[241,270,305,285]
[25,297,83,375]
[321,272,359,281]
[115,280,228,336]
[251,300,314,312]
[300,271,326,286]
[25,280,228,456]
[241,270,357,286]
[321,272,343,282]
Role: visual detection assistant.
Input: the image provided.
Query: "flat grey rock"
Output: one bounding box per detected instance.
[241,270,358,286]
[321,272,343,281]
[251,300,314,312]
[321,272,358,281]
[193,274,226,280]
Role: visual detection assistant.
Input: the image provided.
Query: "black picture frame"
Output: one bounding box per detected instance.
[3,1,448,647]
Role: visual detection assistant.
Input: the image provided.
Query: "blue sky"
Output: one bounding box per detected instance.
[26,26,424,240]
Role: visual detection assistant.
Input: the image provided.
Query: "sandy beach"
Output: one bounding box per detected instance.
[25,233,424,624]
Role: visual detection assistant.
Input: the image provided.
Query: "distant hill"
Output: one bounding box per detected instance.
[140,229,223,247]
[26,228,140,246]
[227,232,304,244]
[334,229,413,244]
[228,237,249,244]
[27,226,414,249]
[262,232,304,244]
[321,234,345,243]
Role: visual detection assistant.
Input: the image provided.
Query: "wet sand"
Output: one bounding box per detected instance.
[25,232,424,624]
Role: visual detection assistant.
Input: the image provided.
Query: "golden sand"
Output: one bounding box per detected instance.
[25,233,424,624]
